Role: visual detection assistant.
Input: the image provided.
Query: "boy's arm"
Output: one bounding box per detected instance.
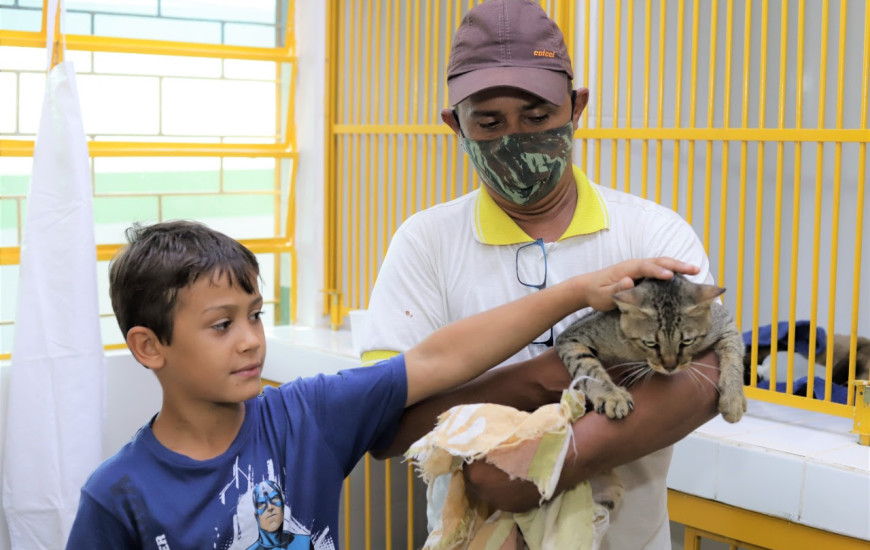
[402,257,699,408]
[462,350,720,512]
[371,349,568,458]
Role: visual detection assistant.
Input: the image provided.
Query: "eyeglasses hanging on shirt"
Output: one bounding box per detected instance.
[515,238,554,347]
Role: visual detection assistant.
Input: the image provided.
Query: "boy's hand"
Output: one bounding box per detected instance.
[581,257,700,311]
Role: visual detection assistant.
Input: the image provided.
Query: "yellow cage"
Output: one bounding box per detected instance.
[323,1,869,548]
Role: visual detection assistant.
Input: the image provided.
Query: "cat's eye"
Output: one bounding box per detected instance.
[681,337,696,346]
[642,340,658,348]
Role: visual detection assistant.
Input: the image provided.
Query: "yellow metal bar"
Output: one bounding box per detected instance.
[364,136,372,306]
[768,0,788,388]
[669,490,870,550]
[702,0,719,250]
[50,0,64,68]
[353,133,361,315]
[641,0,652,199]
[624,0,633,194]
[718,0,734,286]
[0,30,295,61]
[327,125,868,141]
[348,0,361,315]
[363,3,374,309]
[406,464,414,550]
[446,2,454,112]
[655,0,666,204]
[684,527,702,550]
[424,2,440,118]
[685,0,699,224]
[0,140,295,157]
[354,0,362,126]
[388,131,397,276]
[595,2,604,183]
[273,57,283,327]
[364,454,371,550]
[610,0,621,190]
[672,0,686,212]
[384,458,392,550]
[459,131,469,196]
[786,0,807,396]
[751,0,770,386]
[581,0,591,170]
[403,1,412,124]
[325,0,341,316]
[736,0,752,341]
[743,386,852,417]
[390,0,398,126]
[823,0,849,403]
[850,2,870,409]
[284,62,298,151]
[373,0,382,129]
[0,237,292,267]
[441,136,449,202]
[806,0,831,400]
[286,156,299,324]
[284,0,295,65]
[854,382,870,445]
[411,134,418,218]
[343,476,351,550]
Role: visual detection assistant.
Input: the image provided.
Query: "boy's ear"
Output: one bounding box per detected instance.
[126,326,165,371]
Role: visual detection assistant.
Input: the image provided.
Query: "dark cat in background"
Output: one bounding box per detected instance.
[747,334,870,386]
[555,274,746,509]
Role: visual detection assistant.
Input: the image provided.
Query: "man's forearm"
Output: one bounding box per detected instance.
[464,351,721,511]
[371,350,570,459]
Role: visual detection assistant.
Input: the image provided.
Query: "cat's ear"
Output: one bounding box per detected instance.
[684,283,726,314]
[612,286,655,316]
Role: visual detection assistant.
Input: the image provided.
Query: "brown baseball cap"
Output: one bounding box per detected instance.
[447,0,574,106]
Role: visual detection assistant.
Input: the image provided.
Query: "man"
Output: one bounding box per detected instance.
[362,1,721,548]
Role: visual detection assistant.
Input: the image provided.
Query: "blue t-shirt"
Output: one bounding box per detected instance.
[66,355,407,550]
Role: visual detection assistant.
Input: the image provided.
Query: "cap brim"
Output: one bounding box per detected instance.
[448,67,570,106]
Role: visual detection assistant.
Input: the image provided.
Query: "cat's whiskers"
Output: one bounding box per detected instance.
[621,364,653,388]
[685,362,721,394]
[685,361,719,371]
[606,361,648,370]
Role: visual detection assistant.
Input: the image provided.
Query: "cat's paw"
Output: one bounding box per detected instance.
[593,386,634,419]
[719,392,747,423]
[590,469,624,511]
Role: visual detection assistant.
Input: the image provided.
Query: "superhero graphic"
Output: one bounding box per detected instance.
[245,480,315,550]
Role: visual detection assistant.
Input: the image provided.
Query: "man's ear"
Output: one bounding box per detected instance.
[126,326,166,371]
[572,87,589,129]
[441,108,462,136]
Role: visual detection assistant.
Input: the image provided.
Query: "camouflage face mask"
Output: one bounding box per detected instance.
[461,121,574,206]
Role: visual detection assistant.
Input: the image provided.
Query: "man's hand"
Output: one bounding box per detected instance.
[579,257,700,311]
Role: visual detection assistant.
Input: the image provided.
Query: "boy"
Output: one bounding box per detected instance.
[66,220,698,548]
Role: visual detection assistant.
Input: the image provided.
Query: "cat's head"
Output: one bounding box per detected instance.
[612,274,725,374]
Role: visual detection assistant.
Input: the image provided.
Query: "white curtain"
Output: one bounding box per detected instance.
[1,1,106,547]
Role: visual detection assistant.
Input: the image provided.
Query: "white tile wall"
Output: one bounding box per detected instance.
[670,399,870,541]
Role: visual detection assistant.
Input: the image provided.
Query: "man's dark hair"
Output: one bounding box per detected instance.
[109,220,260,345]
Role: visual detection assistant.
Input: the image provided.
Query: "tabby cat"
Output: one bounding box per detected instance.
[555,274,747,509]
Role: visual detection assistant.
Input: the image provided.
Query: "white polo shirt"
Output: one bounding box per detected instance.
[362,166,712,550]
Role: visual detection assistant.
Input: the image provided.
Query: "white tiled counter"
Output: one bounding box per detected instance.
[262,325,870,544]
[669,399,870,542]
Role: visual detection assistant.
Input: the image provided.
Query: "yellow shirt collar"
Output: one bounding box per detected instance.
[472,165,610,245]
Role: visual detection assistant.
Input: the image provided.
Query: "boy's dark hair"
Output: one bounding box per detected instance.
[109,220,260,345]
